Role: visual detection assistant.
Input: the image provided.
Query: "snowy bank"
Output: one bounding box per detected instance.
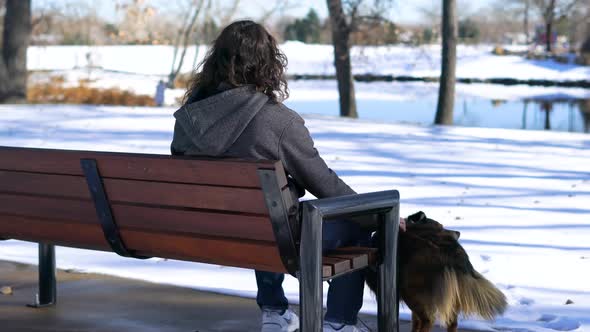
[27,42,590,82]
[1,104,589,331]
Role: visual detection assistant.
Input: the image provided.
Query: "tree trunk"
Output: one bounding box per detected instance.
[524,0,530,43]
[326,0,357,118]
[435,0,457,125]
[545,0,556,53]
[0,0,31,103]
[545,22,553,53]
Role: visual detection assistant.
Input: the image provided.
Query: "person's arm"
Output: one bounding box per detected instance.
[278,117,355,199]
[278,117,408,232]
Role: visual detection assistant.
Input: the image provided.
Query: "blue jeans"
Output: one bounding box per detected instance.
[255,220,371,325]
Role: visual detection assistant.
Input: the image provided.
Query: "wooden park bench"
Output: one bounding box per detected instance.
[0,146,400,332]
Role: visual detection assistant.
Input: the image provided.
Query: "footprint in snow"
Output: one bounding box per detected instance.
[542,316,581,331]
[538,314,557,322]
[519,297,535,305]
[480,254,491,262]
[493,327,535,332]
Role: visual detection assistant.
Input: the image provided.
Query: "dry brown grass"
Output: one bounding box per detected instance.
[27,77,156,106]
[173,73,192,90]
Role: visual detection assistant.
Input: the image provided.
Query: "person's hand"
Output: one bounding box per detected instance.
[399,217,407,232]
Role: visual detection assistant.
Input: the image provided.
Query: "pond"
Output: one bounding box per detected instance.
[284,81,590,134]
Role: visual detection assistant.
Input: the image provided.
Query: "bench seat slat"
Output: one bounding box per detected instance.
[0,171,269,214]
[322,257,352,276]
[327,247,378,265]
[0,146,287,188]
[0,194,275,241]
[322,247,379,278]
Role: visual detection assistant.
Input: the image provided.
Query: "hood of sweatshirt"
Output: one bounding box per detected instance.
[172,85,269,156]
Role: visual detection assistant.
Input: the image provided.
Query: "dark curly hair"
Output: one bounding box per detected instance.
[183,20,289,104]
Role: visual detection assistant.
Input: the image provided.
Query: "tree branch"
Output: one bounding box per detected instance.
[259,0,298,24]
[327,0,351,35]
[174,0,204,77]
[220,0,241,27]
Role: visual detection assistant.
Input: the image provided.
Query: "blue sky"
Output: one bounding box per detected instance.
[35,0,494,24]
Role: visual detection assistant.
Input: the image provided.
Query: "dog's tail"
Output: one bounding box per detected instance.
[449,269,508,321]
[366,266,507,325]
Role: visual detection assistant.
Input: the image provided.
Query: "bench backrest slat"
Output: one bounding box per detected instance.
[0,170,270,215]
[0,147,288,188]
[0,193,275,241]
[0,146,292,273]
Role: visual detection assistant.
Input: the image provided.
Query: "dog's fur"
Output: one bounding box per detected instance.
[365,211,507,332]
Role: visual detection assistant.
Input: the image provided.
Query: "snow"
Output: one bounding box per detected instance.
[5,38,590,331]
[28,42,590,82]
[1,103,589,332]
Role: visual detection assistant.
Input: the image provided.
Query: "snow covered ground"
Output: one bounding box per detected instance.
[28,42,590,81]
[1,104,589,332]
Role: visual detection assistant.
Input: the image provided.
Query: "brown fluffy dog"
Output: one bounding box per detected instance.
[365,211,507,332]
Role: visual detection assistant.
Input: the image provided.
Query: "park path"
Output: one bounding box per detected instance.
[0,260,473,332]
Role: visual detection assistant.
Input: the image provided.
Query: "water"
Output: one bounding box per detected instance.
[284,81,590,133]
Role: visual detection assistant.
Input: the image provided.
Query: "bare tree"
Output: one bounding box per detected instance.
[532,0,580,52]
[0,0,31,103]
[116,0,158,44]
[191,0,213,70]
[434,0,457,125]
[326,0,357,118]
[258,0,298,24]
[219,0,241,27]
[167,0,206,88]
[326,0,393,118]
[501,0,532,43]
[523,0,531,42]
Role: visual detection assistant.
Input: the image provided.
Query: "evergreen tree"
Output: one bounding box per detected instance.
[284,9,322,44]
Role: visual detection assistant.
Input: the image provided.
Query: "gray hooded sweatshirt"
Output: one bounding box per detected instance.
[170,84,355,201]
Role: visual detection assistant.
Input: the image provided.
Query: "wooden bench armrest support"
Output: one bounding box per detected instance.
[299,190,400,332]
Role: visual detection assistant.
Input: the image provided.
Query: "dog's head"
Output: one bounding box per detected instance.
[406,211,460,240]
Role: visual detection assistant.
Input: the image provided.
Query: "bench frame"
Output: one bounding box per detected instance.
[300,191,400,332]
[2,148,400,332]
[27,243,56,308]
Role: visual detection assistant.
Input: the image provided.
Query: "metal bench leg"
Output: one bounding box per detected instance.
[28,243,56,308]
[377,207,400,332]
[299,204,323,332]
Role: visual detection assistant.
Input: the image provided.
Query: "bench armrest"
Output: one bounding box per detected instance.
[302,190,399,221]
[298,190,400,329]
[299,190,400,267]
